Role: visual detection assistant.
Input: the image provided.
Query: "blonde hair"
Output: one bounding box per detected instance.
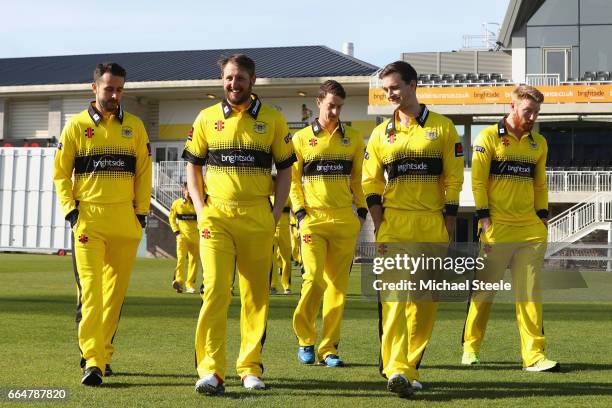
[512,85,544,104]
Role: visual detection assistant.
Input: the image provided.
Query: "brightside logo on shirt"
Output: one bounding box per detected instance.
[221,152,256,165]
[93,156,127,171]
[397,162,428,173]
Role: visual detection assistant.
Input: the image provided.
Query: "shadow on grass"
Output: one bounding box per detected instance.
[426,362,612,373]
[260,378,612,400]
[116,372,195,379]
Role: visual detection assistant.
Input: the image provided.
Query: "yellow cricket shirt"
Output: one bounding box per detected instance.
[290,120,367,218]
[472,119,548,225]
[53,103,152,218]
[169,198,198,235]
[182,95,295,204]
[362,105,464,215]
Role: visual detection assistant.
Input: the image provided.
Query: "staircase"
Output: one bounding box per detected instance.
[547,192,612,256]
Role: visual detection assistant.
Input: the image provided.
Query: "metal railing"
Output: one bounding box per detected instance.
[548,193,612,245]
[547,171,612,193]
[526,73,560,86]
[152,161,188,210]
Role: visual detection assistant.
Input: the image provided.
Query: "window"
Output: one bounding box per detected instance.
[544,48,571,81]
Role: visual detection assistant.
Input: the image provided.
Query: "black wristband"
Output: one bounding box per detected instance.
[476,209,490,220]
[66,209,79,228]
[357,207,368,219]
[295,209,307,222]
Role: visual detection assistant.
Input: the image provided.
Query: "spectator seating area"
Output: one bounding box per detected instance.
[417,72,510,85]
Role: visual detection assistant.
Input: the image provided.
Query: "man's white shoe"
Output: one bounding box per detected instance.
[411,380,423,390]
[195,373,225,395]
[242,375,265,390]
[185,287,197,294]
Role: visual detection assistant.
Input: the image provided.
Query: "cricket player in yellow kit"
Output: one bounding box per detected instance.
[462,85,560,372]
[291,80,367,367]
[363,61,463,398]
[269,192,292,295]
[53,62,152,386]
[183,54,295,395]
[169,183,200,294]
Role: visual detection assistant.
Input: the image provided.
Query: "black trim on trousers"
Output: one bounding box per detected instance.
[377,291,386,379]
[71,233,85,363]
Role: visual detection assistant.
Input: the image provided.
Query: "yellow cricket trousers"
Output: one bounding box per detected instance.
[292,207,360,360]
[275,211,292,291]
[73,201,142,371]
[377,209,449,381]
[290,221,302,265]
[463,221,548,367]
[174,232,200,290]
[195,197,275,381]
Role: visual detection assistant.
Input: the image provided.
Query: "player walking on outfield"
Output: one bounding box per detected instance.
[269,190,293,295]
[291,80,367,367]
[182,54,295,395]
[362,61,463,397]
[462,85,560,372]
[169,182,200,294]
[54,62,152,386]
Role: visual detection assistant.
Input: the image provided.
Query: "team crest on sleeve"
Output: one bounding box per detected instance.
[121,126,133,138]
[425,130,439,140]
[215,121,224,132]
[455,143,464,157]
[284,133,293,144]
[187,127,194,141]
[57,142,63,150]
[253,121,267,134]
[364,151,369,160]
[474,145,486,154]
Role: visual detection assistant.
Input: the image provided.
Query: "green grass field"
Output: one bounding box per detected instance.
[0,254,611,407]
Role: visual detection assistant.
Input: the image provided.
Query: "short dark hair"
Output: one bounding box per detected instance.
[218,54,255,78]
[93,62,126,82]
[379,61,417,85]
[317,80,346,100]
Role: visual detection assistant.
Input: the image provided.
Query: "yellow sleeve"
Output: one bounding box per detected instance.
[534,138,549,218]
[168,200,179,233]
[289,133,306,212]
[182,110,208,165]
[53,122,77,217]
[350,132,367,216]
[471,131,494,219]
[134,119,152,215]
[362,127,386,209]
[441,121,464,216]
[271,113,296,170]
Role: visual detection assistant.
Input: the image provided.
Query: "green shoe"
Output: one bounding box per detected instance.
[524,358,560,372]
[461,351,480,365]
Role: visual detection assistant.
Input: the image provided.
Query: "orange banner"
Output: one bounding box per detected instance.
[369,84,612,105]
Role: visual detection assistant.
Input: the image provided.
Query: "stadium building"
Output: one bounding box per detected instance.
[0,0,610,268]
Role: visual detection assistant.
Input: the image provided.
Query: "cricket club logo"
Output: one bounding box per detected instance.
[215,120,224,132]
[341,137,350,146]
[502,137,510,147]
[84,128,94,139]
[425,130,439,140]
[309,138,317,147]
[377,243,388,256]
[253,121,267,134]
[78,234,89,244]
[387,132,396,144]
[187,127,194,141]
[302,234,312,244]
[201,229,211,239]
